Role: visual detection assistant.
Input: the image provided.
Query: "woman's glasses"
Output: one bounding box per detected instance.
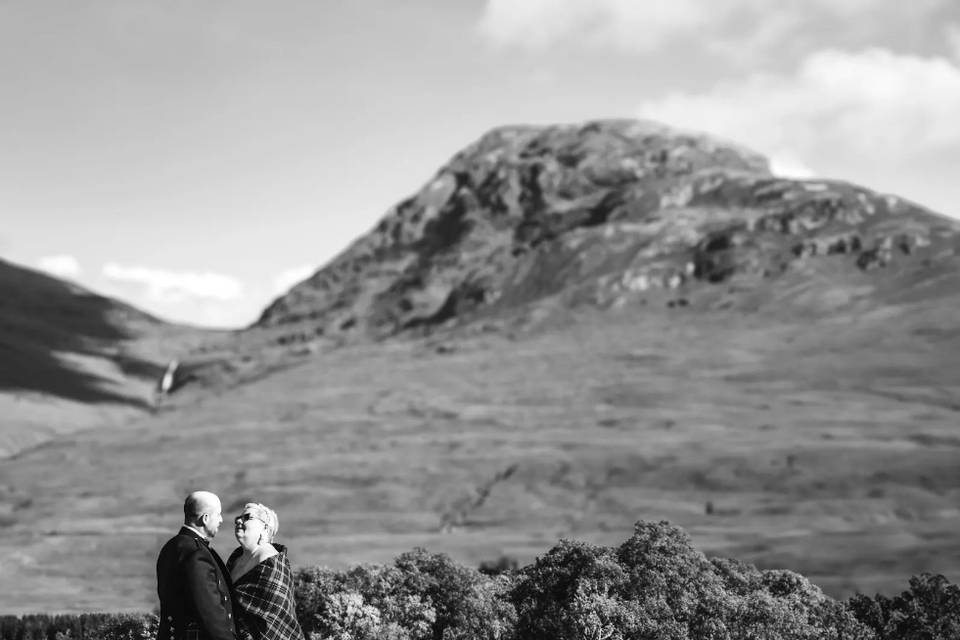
[234,513,264,525]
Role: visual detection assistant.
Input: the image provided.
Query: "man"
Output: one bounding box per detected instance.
[157,491,237,640]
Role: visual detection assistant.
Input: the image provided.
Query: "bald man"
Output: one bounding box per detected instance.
[157,491,237,640]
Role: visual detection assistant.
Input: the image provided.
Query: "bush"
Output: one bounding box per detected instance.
[511,539,629,640]
[0,614,156,640]
[478,556,519,577]
[510,521,876,640]
[292,548,514,640]
[849,573,960,640]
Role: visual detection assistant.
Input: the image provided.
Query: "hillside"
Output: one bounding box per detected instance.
[2,299,960,613]
[0,259,220,457]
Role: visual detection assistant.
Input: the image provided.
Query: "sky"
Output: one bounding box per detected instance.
[3,0,960,328]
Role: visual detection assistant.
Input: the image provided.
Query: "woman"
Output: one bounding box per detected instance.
[227,503,305,640]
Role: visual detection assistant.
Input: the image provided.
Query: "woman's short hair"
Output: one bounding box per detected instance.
[244,502,279,542]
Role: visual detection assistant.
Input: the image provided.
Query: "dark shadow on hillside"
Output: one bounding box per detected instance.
[0,259,161,407]
[114,354,167,381]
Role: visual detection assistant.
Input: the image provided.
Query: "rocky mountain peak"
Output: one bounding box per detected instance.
[255,119,959,344]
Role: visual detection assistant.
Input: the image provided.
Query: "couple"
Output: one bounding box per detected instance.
[156,491,305,640]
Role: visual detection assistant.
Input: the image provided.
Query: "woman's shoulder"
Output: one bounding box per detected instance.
[271,544,295,567]
[255,543,280,564]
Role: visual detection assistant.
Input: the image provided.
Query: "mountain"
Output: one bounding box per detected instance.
[254,119,960,344]
[0,259,220,457]
[2,119,960,613]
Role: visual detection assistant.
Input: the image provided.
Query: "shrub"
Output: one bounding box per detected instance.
[478,555,519,577]
[849,573,960,640]
[76,615,158,640]
[510,521,876,640]
[616,520,733,639]
[293,548,514,640]
[511,539,631,640]
[0,614,156,640]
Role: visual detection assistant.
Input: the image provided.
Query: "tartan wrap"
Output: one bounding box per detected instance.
[227,545,305,640]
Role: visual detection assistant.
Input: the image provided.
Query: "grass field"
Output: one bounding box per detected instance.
[2,259,959,613]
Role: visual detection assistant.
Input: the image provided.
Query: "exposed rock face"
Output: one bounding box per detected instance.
[257,119,960,341]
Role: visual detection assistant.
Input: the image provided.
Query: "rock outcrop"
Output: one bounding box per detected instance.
[256,119,960,343]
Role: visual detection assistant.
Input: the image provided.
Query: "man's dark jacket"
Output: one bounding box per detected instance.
[157,527,236,640]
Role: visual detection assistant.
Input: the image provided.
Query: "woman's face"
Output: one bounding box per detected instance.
[234,510,267,550]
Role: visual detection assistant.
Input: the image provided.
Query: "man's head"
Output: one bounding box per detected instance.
[183,491,223,539]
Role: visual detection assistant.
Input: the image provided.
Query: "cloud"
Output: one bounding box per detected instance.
[477,0,948,59]
[478,0,709,53]
[101,263,243,303]
[93,263,260,328]
[170,299,262,329]
[37,254,82,279]
[637,48,960,191]
[272,264,315,295]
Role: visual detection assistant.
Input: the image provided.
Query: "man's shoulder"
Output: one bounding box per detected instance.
[160,529,207,554]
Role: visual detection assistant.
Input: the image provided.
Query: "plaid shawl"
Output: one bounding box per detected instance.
[228,545,305,640]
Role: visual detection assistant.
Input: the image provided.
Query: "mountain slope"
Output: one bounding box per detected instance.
[2,298,959,612]
[0,259,221,456]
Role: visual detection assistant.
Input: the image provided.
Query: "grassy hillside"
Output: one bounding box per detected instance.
[0,259,225,457]
[2,264,959,612]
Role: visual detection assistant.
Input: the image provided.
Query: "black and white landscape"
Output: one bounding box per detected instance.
[2,120,959,613]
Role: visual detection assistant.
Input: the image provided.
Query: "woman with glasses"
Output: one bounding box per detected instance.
[226,503,305,640]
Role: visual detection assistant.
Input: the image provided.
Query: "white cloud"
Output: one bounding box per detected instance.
[272,264,315,295]
[173,299,262,329]
[101,262,243,303]
[477,0,947,57]
[637,48,960,195]
[478,0,709,52]
[37,254,82,279]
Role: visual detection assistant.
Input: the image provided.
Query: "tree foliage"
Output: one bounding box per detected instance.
[509,521,875,640]
[0,614,157,640]
[6,521,960,640]
[293,548,514,640]
[848,573,960,640]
